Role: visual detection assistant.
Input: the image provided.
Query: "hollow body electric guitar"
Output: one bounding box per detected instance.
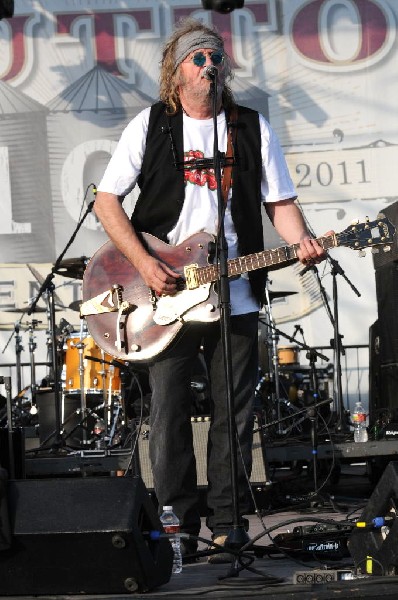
[81,216,395,363]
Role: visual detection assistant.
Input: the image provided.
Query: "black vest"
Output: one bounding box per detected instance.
[132,102,266,304]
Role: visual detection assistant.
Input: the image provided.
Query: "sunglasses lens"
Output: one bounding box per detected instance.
[192,52,206,67]
[211,52,223,65]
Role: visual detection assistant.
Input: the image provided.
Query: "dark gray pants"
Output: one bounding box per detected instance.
[148,312,259,537]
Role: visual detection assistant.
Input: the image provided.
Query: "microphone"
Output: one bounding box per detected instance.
[202,65,217,80]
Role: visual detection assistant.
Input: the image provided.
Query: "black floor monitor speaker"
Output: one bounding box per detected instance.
[348,461,398,575]
[0,475,173,595]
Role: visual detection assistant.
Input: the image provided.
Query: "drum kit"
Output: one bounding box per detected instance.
[1,257,138,451]
[256,285,333,439]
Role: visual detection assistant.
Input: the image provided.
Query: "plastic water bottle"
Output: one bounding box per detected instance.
[352,401,368,442]
[159,506,182,574]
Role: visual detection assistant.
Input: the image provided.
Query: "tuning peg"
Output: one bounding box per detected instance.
[358,250,366,257]
[383,245,391,253]
[351,219,359,225]
[371,248,379,254]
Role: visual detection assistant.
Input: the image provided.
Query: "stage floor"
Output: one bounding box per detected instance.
[4,463,398,600]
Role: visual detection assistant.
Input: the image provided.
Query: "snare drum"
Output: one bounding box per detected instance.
[277,345,299,366]
[63,336,121,394]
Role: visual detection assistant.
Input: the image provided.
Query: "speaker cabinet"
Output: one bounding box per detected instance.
[137,415,269,491]
[0,476,172,595]
[0,427,25,478]
[373,201,398,269]
[374,263,398,365]
[348,461,398,575]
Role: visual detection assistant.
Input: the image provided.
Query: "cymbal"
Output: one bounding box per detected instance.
[1,306,60,314]
[263,290,297,304]
[1,306,48,314]
[53,256,89,279]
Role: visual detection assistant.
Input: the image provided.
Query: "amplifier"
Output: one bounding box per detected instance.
[373,202,398,268]
[136,414,269,490]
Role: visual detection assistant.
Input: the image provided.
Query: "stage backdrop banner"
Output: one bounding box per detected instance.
[1,0,397,409]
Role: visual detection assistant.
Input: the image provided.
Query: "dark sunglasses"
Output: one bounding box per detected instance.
[190,51,224,67]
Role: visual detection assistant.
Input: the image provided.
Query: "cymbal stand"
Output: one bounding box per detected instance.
[0,376,15,479]
[27,319,40,408]
[27,191,96,450]
[14,321,23,395]
[77,321,88,446]
[100,350,111,440]
[306,347,322,494]
[263,284,283,435]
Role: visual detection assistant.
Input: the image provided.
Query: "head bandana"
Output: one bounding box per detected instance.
[174,31,224,71]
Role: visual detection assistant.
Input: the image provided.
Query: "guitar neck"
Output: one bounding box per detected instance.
[198,233,337,284]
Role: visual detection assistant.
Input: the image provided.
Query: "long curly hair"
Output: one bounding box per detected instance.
[159,18,235,115]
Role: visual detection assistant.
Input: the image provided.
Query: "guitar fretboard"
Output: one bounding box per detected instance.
[197,234,337,285]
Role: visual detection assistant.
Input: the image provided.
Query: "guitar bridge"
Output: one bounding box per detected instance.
[184,264,199,290]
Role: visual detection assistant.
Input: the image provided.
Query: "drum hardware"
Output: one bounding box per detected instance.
[262,283,285,435]
[0,375,15,478]
[76,325,89,445]
[26,189,95,452]
[14,321,23,396]
[26,319,41,409]
[259,282,329,440]
[84,353,125,446]
[0,317,25,396]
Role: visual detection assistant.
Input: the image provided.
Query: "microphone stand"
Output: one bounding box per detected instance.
[299,231,361,433]
[27,193,96,451]
[329,255,360,432]
[208,71,249,554]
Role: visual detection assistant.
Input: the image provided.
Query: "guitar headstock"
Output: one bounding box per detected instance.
[337,215,396,254]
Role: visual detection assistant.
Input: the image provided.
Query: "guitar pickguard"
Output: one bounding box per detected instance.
[153,283,213,325]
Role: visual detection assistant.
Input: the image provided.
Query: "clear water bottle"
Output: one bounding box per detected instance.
[352,401,368,442]
[159,505,182,574]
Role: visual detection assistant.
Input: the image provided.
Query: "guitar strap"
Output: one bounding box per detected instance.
[221,105,238,205]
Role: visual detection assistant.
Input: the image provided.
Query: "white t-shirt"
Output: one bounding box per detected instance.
[98,107,296,315]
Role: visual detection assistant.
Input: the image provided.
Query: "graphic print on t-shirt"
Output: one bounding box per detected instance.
[184,150,217,190]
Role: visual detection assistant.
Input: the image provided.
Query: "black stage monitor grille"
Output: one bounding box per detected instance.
[0,476,172,595]
[373,201,398,269]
